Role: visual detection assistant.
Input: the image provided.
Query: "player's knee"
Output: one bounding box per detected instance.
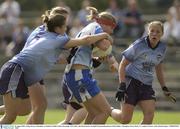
[18,107,31,116]
[101,108,111,119]
[1,113,17,124]
[34,100,47,112]
[121,116,132,124]
[99,110,111,120]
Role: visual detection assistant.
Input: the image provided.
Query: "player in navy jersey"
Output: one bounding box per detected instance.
[62,7,117,124]
[0,8,111,124]
[111,21,176,124]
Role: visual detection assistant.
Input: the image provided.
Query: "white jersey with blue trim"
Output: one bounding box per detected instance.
[9,30,70,86]
[122,36,166,85]
[72,22,104,68]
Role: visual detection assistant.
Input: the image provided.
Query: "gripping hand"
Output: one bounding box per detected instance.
[115,82,126,102]
[162,86,176,103]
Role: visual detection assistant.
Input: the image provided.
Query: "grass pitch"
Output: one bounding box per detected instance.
[11,109,180,124]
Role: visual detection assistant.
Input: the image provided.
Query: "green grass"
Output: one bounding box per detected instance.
[9,109,180,124]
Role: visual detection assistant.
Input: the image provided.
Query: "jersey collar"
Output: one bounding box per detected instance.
[146,36,160,50]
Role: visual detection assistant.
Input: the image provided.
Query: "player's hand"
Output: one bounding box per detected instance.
[106,34,113,44]
[109,62,119,73]
[98,56,109,62]
[162,86,176,103]
[115,82,126,102]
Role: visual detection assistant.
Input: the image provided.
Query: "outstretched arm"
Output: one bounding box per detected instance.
[64,33,112,49]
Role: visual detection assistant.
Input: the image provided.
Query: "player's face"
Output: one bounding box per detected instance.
[148,24,163,46]
[102,25,114,34]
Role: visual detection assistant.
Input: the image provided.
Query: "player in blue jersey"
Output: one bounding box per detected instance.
[62,7,117,124]
[0,9,111,124]
[111,21,176,124]
[0,6,70,121]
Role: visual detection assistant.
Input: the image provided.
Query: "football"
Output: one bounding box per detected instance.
[92,45,112,58]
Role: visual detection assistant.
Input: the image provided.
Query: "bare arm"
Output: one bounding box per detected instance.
[119,57,130,83]
[155,63,166,88]
[107,55,119,72]
[64,33,110,49]
[96,39,111,51]
[155,63,176,103]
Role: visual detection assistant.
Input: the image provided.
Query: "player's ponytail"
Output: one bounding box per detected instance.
[86,6,99,21]
[86,6,116,29]
[42,10,50,24]
[41,9,66,32]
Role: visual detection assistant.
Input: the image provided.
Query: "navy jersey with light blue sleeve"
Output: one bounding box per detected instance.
[9,31,70,86]
[122,36,166,85]
[72,22,103,68]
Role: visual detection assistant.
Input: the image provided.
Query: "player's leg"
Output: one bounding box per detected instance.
[0,93,31,124]
[111,77,139,124]
[111,103,134,124]
[0,93,18,124]
[137,83,156,124]
[58,80,78,124]
[26,83,47,124]
[83,92,112,124]
[0,105,5,115]
[0,62,31,124]
[82,102,97,124]
[65,69,111,124]
[69,106,87,124]
[138,100,155,124]
[59,104,77,124]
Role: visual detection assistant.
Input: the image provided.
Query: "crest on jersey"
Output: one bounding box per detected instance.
[157,54,162,61]
[142,53,148,60]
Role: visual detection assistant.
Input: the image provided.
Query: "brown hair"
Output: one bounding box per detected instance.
[42,12,66,32]
[50,6,69,15]
[86,6,117,28]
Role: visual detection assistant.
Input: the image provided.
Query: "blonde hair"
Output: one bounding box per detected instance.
[86,6,116,28]
[148,21,164,34]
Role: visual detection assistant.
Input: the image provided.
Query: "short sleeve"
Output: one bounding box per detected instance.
[122,44,136,62]
[95,26,104,34]
[56,34,70,48]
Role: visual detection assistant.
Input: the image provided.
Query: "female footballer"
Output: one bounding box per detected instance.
[63,7,117,124]
[0,9,111,124]
[111,21,176,124]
